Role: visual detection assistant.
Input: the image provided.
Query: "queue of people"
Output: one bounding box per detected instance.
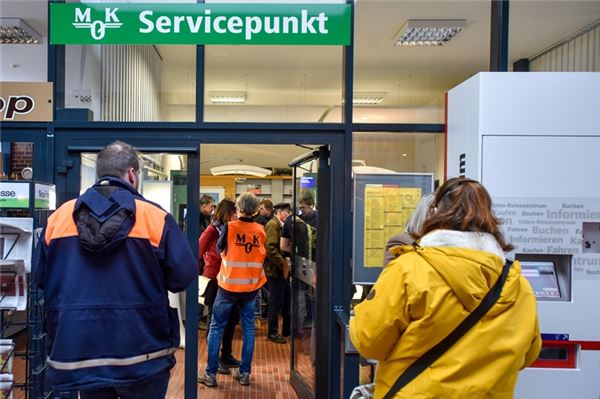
[33,141,540,398]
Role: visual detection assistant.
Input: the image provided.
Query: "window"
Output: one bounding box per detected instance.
[204,45,343,122]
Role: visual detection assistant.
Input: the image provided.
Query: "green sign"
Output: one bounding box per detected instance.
[35,183,56,210]
[50,3,351,45]
[0,182,29,209]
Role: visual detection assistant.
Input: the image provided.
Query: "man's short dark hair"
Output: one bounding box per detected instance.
[260,198,274,211]
[96,141,140,179]
[299,188,315,206]
[200,194,214,206]
[274,202,291,213]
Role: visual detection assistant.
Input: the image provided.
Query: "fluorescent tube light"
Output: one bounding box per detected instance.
[0,18,42,44]
[209,91,246,104]
[394,19,466,47]
[353,92,386,105]
[211,164,272,177]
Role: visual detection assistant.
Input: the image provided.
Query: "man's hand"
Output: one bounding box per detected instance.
[283,257,291,279]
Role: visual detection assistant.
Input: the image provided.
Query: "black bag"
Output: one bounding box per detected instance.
[382,260,513,399]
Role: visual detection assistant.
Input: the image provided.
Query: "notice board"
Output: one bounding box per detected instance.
[353,173,434,284]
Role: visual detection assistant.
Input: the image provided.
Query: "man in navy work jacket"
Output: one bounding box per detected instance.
[33,141,197,398]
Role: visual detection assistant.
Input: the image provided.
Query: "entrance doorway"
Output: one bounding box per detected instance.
[195,144,330,399]
[57,136,346,399]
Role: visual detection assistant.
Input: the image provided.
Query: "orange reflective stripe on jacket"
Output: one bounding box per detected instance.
[128,199,166,248]
[45,199,78,245]
[218,220,267,293]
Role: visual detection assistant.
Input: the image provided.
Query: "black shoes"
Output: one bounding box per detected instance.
[217,355,240,374]
[221,355,241,368]
[268,333,287,344]
[217,357,231,375]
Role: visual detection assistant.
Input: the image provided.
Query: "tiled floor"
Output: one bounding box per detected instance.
[12,321,300,399]
[168,321,300,398]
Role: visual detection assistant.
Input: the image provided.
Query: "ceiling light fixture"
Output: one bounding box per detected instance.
[353,92,386,105]
[0,18,42,44]
[209,91,246,104]
[211,164,272,177]
[393,19,466,47]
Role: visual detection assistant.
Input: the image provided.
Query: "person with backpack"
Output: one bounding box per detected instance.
[33,141,197,398]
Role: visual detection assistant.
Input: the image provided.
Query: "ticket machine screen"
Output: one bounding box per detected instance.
[521,261,562,300]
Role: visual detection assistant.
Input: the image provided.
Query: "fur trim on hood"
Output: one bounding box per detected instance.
[419,230,506,262]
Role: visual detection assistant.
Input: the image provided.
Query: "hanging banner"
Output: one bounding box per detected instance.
[50,3,351,45]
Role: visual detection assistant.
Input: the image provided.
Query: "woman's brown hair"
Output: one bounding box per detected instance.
[212,198,236,225]
[420,177,514,251]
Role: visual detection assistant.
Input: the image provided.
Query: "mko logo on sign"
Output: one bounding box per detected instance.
[50,3,351,45]
[72,7,122,40]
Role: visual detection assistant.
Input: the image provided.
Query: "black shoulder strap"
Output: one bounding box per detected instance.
[382,260,513,399]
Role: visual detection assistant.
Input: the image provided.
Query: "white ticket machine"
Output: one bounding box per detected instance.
[447,72,600,399]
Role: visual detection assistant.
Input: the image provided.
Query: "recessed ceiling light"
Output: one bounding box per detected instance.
[353,92,386,105]
[394,19,466,47]
[211,164,272,177]
[209,91,246,104]
[0,18,42,44]
[402,153,408,157]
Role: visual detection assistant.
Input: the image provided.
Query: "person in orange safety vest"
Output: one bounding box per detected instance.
[198,192,266,388]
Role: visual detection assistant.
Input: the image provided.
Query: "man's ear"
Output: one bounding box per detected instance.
[127,168,139,189]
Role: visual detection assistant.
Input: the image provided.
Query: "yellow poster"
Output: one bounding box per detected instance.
[364,184,422,268]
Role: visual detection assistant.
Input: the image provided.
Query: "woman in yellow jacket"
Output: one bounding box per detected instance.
[350,177,541,399]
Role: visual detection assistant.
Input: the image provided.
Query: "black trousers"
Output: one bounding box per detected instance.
[267,274,291,336]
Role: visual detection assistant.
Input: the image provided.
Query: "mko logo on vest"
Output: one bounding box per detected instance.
[235,234,261,254]
[50,3,351,45]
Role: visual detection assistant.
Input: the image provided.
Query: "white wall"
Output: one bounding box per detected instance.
[0,44,47,82]
[65,46,102,119]
[0,1,47,82]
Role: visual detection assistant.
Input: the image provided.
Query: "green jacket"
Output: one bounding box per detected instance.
[264,216,285,277]
[350,230,541,399]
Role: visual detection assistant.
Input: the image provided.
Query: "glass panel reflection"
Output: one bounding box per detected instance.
[290,158,319,392]
[205,45,342,122]
[352,132,444,184]
[66,45,196,121]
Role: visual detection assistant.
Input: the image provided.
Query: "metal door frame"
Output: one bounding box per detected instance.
[54,132,201,399]
[288,146,333,399]
[52,128,348,399]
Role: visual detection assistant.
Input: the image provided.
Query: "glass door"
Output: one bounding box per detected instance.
[289,146,331,398]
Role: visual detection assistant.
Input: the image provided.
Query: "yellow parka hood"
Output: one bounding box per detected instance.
[392,230,519,316]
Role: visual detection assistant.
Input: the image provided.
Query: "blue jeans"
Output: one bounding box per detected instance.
[254,288,262,317]
[79,369,170,399]
[206,288,258,375]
